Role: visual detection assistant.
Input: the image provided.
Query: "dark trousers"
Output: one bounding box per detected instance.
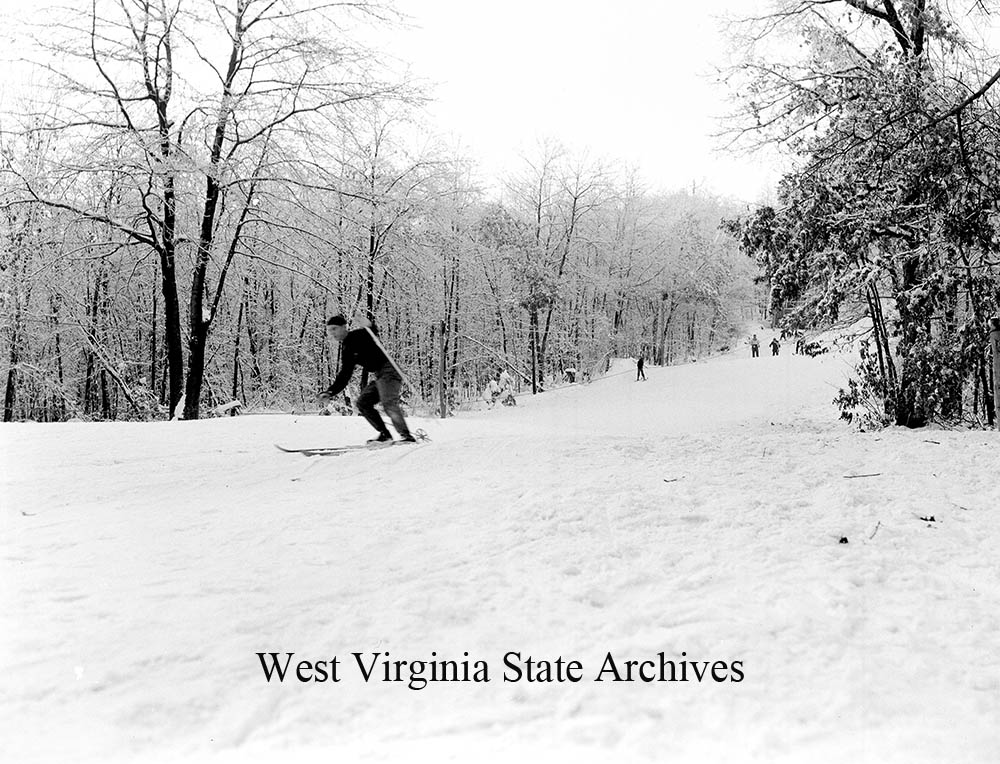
[356,363,411,438]
[751,346,759,357]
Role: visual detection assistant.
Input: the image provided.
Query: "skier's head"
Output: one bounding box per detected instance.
[326,314,349,342]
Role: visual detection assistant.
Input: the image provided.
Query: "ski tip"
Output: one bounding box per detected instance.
[274,443,340,455]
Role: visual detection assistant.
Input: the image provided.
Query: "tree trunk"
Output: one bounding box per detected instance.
[52,296,66,420]
[530,309,539,393]
[990,318,1000,431]
[232,293,245,408]
[893,257,928,428]
[3,342,18,422]
[150,273,159,404]
[438,320,447,418]
[182,9,245,420]
[150,61,185,419]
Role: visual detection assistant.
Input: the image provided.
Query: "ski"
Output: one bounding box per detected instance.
[275,429,429,456]
[273,442,385,456]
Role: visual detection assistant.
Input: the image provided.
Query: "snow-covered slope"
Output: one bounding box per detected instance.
[2,349,998,763]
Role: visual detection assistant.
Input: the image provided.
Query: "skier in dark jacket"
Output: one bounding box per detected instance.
[319,315,416,443]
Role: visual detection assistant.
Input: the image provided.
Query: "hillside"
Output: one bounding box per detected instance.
[2,347,998,763]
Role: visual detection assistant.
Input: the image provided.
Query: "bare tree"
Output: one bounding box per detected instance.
[5,0,405,418]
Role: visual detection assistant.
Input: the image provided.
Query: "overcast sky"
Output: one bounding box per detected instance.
[382,0,782,201]
[0,0,783,202]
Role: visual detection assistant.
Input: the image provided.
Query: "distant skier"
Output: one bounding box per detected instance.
[636,355,646,381]
[770,337,780,356]
[318,315,417,444]
[750,334,760,358]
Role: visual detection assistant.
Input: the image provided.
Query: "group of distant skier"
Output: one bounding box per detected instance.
[748,334,781,357]
[748,330,827,358]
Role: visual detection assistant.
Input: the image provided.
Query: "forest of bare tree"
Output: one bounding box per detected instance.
[0,0,757,422]
[7,0,997,429]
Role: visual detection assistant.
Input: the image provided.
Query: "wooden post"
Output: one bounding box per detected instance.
[438,320,447,419]
[990,317,1000,431]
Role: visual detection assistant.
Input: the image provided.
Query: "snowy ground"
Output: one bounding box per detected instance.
[2,342,999,763]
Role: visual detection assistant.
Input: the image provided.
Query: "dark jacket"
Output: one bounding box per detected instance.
[326,328,390,397]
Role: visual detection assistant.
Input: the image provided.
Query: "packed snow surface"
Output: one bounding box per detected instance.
[2,347,999,763]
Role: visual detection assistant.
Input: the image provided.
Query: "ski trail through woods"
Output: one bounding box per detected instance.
[2,350,999,764]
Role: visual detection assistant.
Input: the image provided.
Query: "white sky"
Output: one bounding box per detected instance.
[0,0,785,202]
[383,0,783,201]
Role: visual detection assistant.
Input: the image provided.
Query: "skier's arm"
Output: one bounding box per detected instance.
[322,336,359,398]
[325,359,356,398]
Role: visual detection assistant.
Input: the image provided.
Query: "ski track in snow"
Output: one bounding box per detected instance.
[1,349,999,763]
